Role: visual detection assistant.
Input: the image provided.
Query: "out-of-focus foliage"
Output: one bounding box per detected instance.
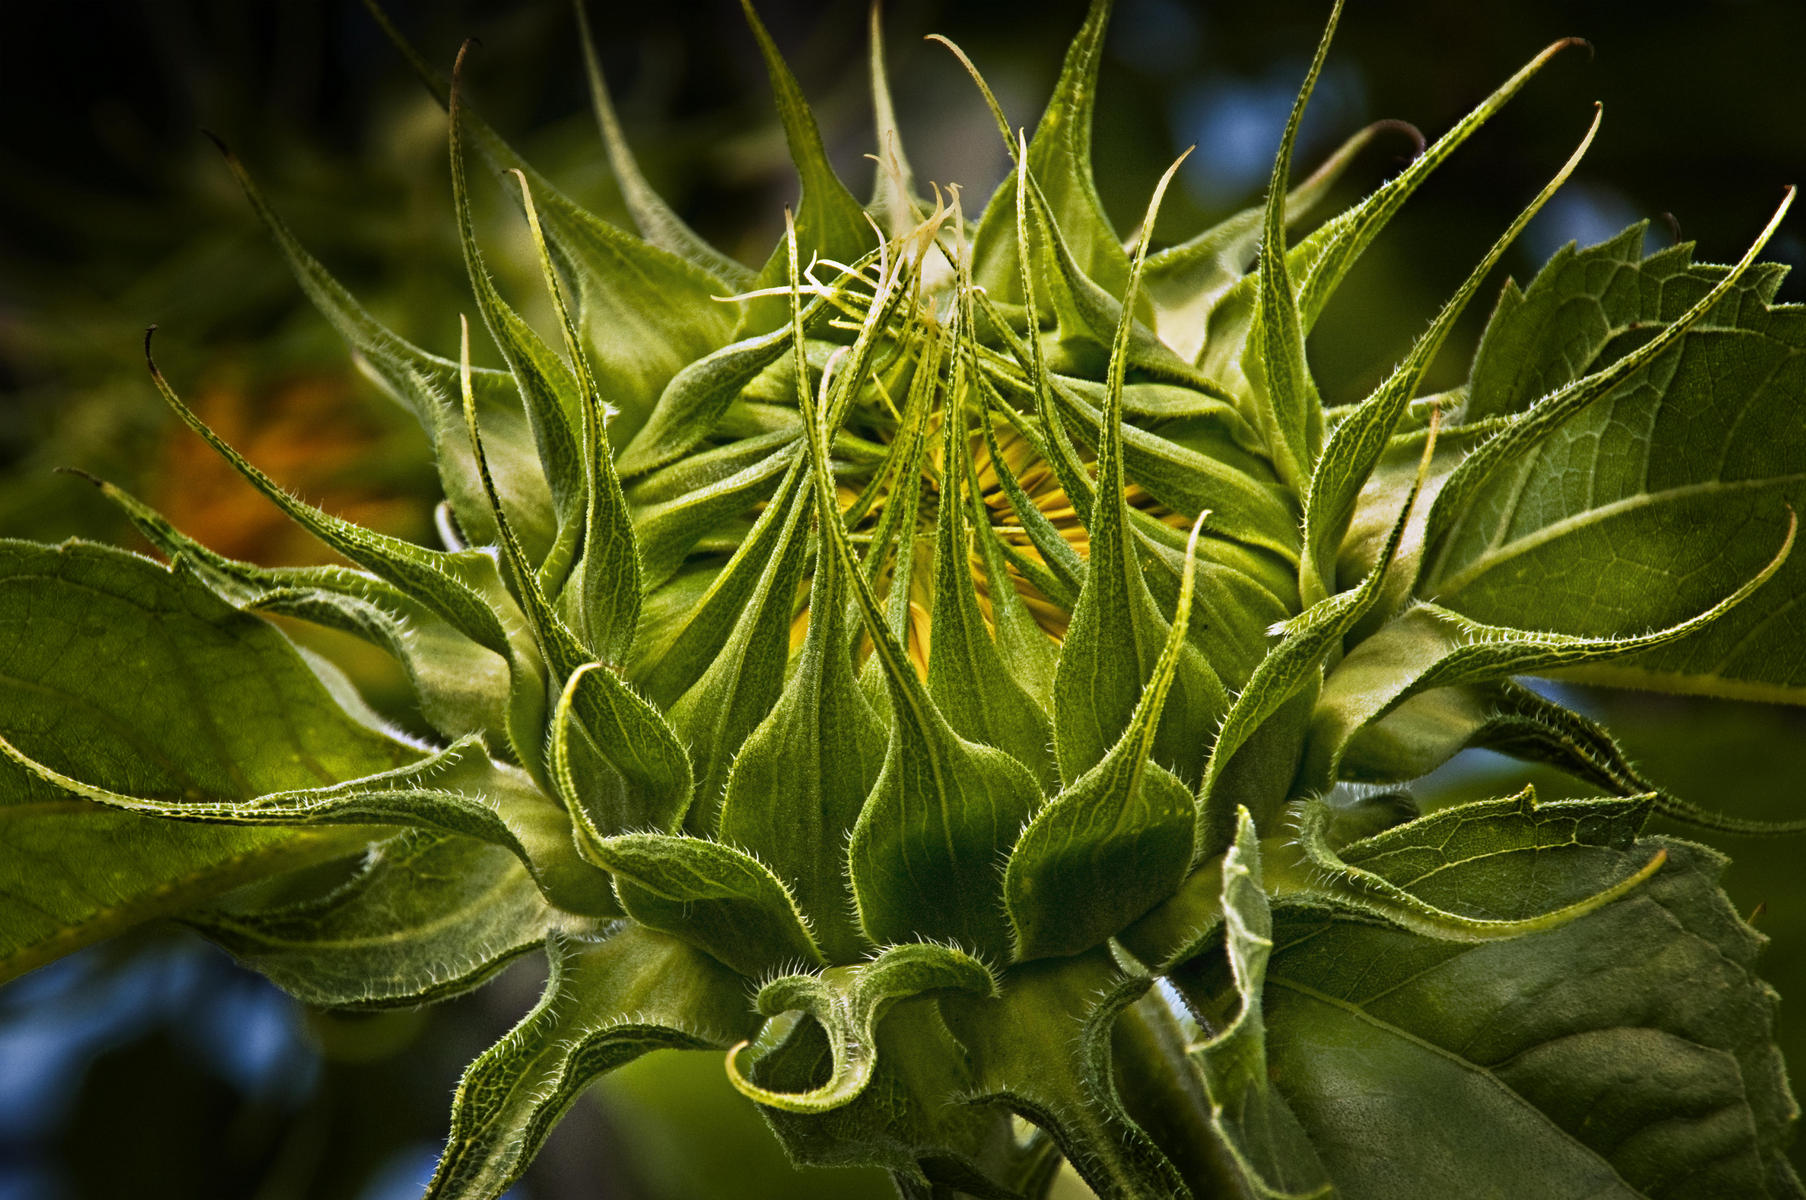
[1,2,1803,1198]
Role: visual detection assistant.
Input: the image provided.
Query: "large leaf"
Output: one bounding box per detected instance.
[1172,800,1802,1199]
[1303,517,1790,795]
[0,540,411,981]
[1465,224,1791,422]
[1420,203,1805,703]
[201,831,595,1008]
[86,476,516,745]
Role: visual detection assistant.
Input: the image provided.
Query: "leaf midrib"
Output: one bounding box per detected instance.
[217,861,539,952]
[1435,474,1802,599]
[1266,974,1643,1191]
[0,825,366,984]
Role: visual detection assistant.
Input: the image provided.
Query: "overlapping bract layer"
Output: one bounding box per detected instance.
[1,1,1803,1196]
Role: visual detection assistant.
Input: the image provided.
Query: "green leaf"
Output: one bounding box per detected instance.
[1019,176,1223,390]
[0,539,413,980]
[544,662,694,845]
[0,540,410,805]
[853,323,937,702]
[773,216,1036,959]
[1294,789,1668,942]
[841,500,1039,958]
[726,942,997,1112]
[737,0,874,332]
[1459,683,1806,835]
[667,467,813,828]
[104,391,553,776]
[1422,199,1806,704]
[1305,512,1792,792]
[940,950,1191,1200]
[928,303,1055,787]
[2,730,620,919]
[201,830,595,1008]
[1003,515,1206,961]
[590,832,824,977]
[1422,193,1791,568]
[1187,809,1332,1198]
[84,475,515,745]
[1298,105,1598,605]
[1241,0,1341,496]
[966,460,1061,707]
[208,137,557,560]
[1465,226,1791,423]
[1052,156,1227,788]
[1173,807,1802,1197]
[426,926,754,1200]
[971,0,1129,300]
[575,0,754,286]
[996,151,1110,536]
[0,807,363,988]
[717,520,888,965]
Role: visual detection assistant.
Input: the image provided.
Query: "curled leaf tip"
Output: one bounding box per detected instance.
[1545,36,1592,64]
[1375,116,1427,159]
[52,466,104,488]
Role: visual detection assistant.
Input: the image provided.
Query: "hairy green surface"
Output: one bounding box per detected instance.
[2,1,1803,1196]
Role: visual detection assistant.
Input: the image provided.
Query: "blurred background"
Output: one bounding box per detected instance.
[1,1,1803,1196]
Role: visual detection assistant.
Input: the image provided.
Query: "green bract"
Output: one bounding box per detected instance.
[3,1,1804,1196]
